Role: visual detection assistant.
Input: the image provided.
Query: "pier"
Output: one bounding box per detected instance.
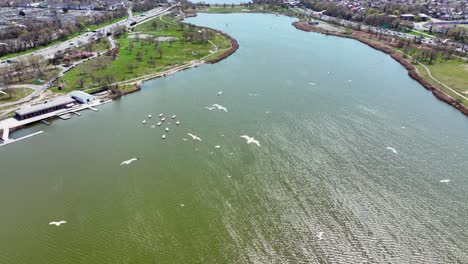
[0,99,112,147]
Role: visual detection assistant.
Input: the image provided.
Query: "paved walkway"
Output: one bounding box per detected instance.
[398,50,468,101]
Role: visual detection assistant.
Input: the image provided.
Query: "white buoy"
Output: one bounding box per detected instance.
[172,115,176,119]
[162,134,166,139]
[165,127,169,132]
[176,121,180,125]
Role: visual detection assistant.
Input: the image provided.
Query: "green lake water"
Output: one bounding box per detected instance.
[0,13,467,263]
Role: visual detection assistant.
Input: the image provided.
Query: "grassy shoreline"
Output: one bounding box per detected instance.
[54,15,235,95]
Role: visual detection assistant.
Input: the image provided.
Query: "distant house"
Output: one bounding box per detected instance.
[419,13,430,21]
[70,91,95,104]
[401,14,415,21]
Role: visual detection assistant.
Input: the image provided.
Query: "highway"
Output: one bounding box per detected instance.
[1,5,176,64]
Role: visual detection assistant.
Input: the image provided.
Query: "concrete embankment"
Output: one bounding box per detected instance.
[292,21,468,117]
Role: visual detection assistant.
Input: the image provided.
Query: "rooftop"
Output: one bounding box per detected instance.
[16,96,75,116]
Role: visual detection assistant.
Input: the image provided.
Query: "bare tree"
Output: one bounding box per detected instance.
[127,63,136,73]
[158,47,163,59]
[148,56,156,68]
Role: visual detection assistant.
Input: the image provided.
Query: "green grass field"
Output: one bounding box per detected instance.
[416,59,468,105]
[54,16,231,93]
[0,88,34,103]
[0,16,128,60]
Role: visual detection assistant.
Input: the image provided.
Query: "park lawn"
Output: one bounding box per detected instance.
[0,15,128,60]
[22,68,61,85]
[416,59,468,106]
[0,88,34,103]
[408,30,436,39]
[54,15,229,93]
[79,38,111,53]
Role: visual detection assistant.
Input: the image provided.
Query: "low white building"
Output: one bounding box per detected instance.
[70,91,95,104]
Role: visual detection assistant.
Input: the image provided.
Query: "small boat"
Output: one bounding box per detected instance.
[142,120,146,124]
[157,122,162,126]
[171,115,176,119]
[148,114,152,118]
[161,118,166,122]
[176,121,180,125]
[162,134,166,139]
[159,113,164,117]
[165,127,169,132]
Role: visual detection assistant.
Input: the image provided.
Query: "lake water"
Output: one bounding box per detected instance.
[1,13,467,263]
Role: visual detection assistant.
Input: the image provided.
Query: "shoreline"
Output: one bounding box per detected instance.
[293,21,468,117]
[111,14,239,95]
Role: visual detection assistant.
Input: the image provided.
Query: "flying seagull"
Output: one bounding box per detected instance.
[49,221,67,227]
[316,232,324,240]
[187,133,202,141]
[240,135,261,147]
[440,179,450,183]
[120,158,138,165]
[386,147,398,154]
[205,106,215,110]
[212,104,227,112]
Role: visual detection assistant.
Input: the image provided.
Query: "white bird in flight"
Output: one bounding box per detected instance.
[120,158,138,165]
[206,106,215,110]
[386,147,398,154]
[440,179,450,183]
[240,135,261,147]
[316,232,324,240]
[309,82,316,86]
[212,104,227,112]
[0,91,7,95]
[187,133,202,141]
[49,220,67,227]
